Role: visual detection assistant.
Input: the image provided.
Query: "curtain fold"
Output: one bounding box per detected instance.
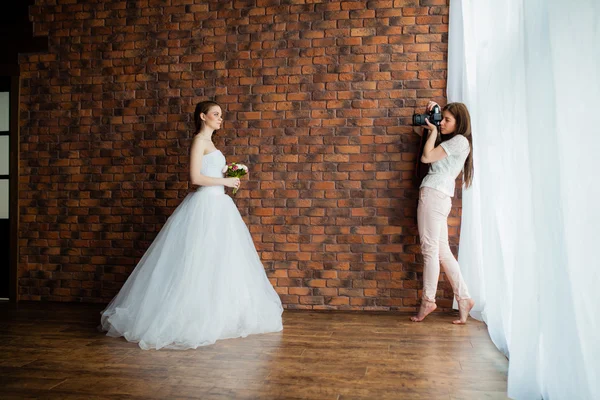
[447,0,599,398]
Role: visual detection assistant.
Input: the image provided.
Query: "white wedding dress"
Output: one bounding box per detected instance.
[100,150,283,350]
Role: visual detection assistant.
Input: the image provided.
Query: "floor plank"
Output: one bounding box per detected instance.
[0,302,509,399]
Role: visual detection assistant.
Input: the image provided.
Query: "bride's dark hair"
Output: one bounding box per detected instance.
[193,100,221,133]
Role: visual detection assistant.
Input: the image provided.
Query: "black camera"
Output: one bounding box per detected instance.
[412,105,442,128]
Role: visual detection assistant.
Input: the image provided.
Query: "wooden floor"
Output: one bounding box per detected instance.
[0,302,508,400]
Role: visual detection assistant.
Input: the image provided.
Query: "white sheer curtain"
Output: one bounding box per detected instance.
[447,0,600,399]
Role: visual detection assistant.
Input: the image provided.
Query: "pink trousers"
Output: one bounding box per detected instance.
[417,187,471,303]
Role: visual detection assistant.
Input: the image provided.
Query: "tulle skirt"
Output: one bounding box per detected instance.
[100,186,283,350]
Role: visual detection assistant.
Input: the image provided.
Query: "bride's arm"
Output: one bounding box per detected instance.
[189,138,234,187]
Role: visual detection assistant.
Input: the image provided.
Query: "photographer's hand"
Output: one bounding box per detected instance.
[424,118,438,136]
[426,101,440,113]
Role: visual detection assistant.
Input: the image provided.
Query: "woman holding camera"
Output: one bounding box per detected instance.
[411,101,475,324]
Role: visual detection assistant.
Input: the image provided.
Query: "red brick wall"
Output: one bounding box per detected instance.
[18,0,460,310]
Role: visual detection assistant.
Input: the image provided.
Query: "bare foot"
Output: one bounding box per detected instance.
[410,301,437,322]
[452,298,475,324]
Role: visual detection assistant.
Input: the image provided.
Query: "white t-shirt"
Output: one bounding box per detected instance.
[420,134,470,197]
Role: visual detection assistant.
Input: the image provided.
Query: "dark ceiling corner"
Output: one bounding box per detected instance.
[0,0,49,76]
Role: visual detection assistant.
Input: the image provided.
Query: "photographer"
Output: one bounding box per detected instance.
[411,101,475,324]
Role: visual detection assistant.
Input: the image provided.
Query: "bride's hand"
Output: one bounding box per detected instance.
[224,177,240,189]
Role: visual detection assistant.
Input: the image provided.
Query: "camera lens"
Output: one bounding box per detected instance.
[412,114,425,126]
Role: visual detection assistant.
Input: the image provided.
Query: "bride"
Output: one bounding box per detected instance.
[100,101,284,350]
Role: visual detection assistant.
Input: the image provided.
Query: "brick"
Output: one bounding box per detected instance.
[18,0,459,311]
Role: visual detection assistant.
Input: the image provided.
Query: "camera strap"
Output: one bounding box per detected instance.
[414,129,431,186]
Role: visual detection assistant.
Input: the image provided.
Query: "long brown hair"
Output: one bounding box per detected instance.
[193,100,220,134]
[443,102,474,188]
